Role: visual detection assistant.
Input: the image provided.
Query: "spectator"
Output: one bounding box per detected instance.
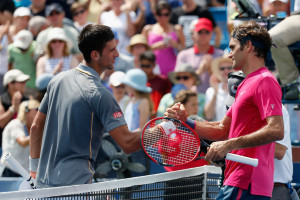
[35,73,53,102]
[0,69,30,156]
[8,30,37,97]
[139,50,171,118]
[169,0,221,48]
[35,3,82,61]
[122,68,153,131]
[0,0,15,25]
[126,34,160,73]
[142,0,185,76]
[36,27,79,78]
[269,1,300,100]
[0,100,40,177]
[28,16,49,40]
[271,105,294,200]
[204,56,234,121]
[263,0,290,17]
[99,0,137,55]
[156,63,205,118]
[9,7,31,39]
[108,71,130,113]
[174,89,199,116]
[176,18,224,93]
[70,1,94,32]
[29,0,46,17]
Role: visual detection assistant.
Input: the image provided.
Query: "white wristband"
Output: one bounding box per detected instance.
[29,156,39,172]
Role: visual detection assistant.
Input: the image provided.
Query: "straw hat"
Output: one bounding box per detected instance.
[44,27,73,51]
[211,56,232,81]
[127,34,150,53]
[122,68,152,93]
[168,63,201,85]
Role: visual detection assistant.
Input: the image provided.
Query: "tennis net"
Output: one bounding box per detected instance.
[0,165,222,200]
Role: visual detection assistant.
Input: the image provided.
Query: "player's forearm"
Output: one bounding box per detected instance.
[194,120,229,141]
[226,116,284,151]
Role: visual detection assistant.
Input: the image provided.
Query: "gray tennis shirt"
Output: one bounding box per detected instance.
[36,64,127,188]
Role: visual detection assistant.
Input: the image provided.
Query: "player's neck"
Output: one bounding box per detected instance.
[242,58,265,76]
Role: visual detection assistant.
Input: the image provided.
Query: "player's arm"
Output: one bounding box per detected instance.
[109,125,141,154]
[205,115,284,162]
[29,111,46,178]
[164,102,231,141]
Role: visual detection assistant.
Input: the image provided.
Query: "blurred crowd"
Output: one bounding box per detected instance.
[0,0,298,179]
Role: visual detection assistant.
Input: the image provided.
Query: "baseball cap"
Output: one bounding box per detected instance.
[225,71,245,110]
[13,30,33,50]
[109,71,126,87]
[3,69,30,87]
[194,18,213,32]
[45,3,65,17]
[13,7,31,17]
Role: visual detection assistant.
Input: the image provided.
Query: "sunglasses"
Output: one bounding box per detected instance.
[175,75,190,81]
[219,66,233,71]
[140,64,152,69]
[157,12,170,17]
[49,11,61,16]
[198,30,211,35]
[73,9,85,16]
[51,40,65,44]
[115,84,125,89]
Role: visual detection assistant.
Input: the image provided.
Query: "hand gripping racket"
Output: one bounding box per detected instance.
[5,153,36,189]
[141,117,258,167]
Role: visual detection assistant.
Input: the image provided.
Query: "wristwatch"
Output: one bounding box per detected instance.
[9,106,15,114]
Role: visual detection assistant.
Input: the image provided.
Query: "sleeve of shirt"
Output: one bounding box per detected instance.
[254,76,283,120]
[226,106,232,118]
[91,88,127,133]
[39,91,48,114]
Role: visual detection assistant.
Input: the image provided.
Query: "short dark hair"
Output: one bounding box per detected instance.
[231,20,272,59]
[78,24,115,63]
[156,0,171,15]
[140,50,156,63]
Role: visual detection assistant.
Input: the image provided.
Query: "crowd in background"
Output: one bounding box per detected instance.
[0,0,298,182]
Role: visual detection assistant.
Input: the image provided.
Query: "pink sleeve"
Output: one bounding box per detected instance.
[254,77,282,120]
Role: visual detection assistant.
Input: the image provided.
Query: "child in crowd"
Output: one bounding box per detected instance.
[122,68,153,131]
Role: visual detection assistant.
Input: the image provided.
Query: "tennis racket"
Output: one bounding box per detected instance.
[141,117,258,167]
[4,153,36,190]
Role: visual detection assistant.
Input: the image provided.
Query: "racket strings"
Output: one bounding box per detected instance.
[143,119,200,166]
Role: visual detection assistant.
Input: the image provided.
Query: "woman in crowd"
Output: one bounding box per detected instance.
[36,27,78,78]
[142,0,185,76]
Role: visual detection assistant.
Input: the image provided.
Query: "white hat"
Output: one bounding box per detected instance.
[3,69,30,87]
[122,69,152,93]
[13,7,31,17]
[13,30,33,50]
[44,27,73,51]
[109,71,126,87]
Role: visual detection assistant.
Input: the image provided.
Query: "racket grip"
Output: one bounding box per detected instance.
[226,153,258,167]
[5,153,36,189]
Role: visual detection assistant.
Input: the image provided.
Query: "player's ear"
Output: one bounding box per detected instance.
[91,50,100,60]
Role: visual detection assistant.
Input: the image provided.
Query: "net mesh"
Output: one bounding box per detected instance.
[0,166,222,200]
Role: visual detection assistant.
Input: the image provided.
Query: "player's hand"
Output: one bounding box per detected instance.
[164,103,187,122]
[204,140,231,163]
[30,171,36,179]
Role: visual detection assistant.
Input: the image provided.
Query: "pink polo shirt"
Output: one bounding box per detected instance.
[225,67,282,197]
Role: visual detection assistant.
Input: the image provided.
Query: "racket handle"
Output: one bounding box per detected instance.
[5,153,36,189]
[226,153,258,167]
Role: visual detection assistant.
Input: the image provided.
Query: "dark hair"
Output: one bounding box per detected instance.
[231,20,272,59]
[0,0,15,14]
[155,0,171,15]
[140,50,156,63]
[174,90,198,105]
[78,24,115,63]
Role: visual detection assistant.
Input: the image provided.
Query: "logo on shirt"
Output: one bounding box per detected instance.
[271,104,275,109]
[113,112,123,118]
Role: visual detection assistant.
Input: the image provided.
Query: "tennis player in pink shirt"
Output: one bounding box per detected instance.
[165,20,284,199]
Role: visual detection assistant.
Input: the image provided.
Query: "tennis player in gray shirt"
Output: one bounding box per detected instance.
[29,24,142,188]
